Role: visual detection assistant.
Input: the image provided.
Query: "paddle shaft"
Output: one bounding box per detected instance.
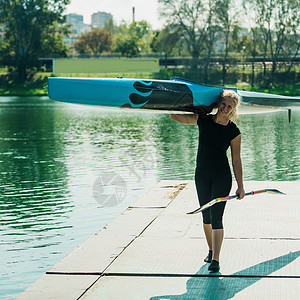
[187,189,284,215]
[221,189,267,201]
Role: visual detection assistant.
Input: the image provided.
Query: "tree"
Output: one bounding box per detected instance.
[285,0,300,73]
[203,0,220,82]
[104,18,117,35]
[269,0,300,76]
[158,0,215,73]
[215,0,238,84]
[150,25,181,66]
[41,21,70,58]
[114,21,151,57]
[115,34,140,57]
[241,1,266,86]
[242,0,270,76]
[284,27,300,74]
[243,0,300,80]
[74,28,113,56]
[0,0,69,82]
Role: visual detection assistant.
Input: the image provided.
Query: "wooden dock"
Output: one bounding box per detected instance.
[16,180,300,299]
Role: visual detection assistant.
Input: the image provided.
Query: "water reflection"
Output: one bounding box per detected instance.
[238,111,300,180]
[0,97,299,299]
[152,109,300,181]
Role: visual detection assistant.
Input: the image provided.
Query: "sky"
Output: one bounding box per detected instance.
[66,0,164,29]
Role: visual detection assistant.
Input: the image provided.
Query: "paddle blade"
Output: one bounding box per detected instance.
[186,203,209,214]
[186,199,219,215]
[265,189,286,195]
[186,207,202,215]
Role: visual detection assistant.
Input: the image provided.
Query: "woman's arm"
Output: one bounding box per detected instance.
[230,134,245,199]
[170,114,198,125]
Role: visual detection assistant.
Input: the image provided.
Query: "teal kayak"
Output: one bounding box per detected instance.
[48,77,300,111]
[48,77,236,111]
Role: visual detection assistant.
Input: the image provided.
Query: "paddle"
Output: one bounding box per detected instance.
[186,189,286,215]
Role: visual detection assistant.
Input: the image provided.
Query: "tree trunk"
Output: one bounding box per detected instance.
[286,44,299,74]
[251,59,255,87]
[261,28,268,77]
[17,64,27,83]
[222,44,229,85]
[191,50,199,72]
[16,27,29,83]
[165,53,168,68]
[271,60,277,76]
[204,57,209,83]
[204,45,212,83]
[222,61,226,85]
[262,60,267,76]
[16,53,27,83]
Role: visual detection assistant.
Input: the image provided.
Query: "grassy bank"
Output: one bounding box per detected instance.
[0,72,49,96]
[0,69,299,97]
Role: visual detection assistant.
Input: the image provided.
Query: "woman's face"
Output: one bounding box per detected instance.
[218,97,235,116]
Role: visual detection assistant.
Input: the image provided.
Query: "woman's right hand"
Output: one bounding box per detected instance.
[192,103,216,116]
[236,187,245,200]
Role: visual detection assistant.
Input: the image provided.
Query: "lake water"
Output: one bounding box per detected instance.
[0,97,299,299]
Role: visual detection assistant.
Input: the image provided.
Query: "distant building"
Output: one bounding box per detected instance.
[65,14,92,46]
[64,11,113,47]
[91,11,113,28]
[80,24,92,34]
[66,13,84,35]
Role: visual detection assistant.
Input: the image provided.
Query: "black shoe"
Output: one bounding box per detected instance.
[204,250,212,263]
[208,260,220,272]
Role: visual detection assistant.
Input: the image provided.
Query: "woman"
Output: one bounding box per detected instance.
[170,89,245,272]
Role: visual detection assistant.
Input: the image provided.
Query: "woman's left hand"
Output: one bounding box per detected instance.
[236,187,245,200]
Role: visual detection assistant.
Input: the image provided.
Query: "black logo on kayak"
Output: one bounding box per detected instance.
[123,80,194,111]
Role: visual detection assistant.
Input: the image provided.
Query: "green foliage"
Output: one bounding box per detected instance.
[103,18,117,34]
[157,0,299,84]
[154,68,187,80]
[0,72,49,95]
[0,0,299,89]
[114,34,140,57]
[0,0,70,82]
[158,0,209,70]
[74,28,113,56]
[0,38,11,67]
[41,21,70,57]
[114,20,152,57]
[242,0,300,75]
[0,66,298,96]
[129,20,150,39]
[150,25,181,56]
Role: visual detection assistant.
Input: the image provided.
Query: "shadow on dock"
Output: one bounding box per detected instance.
[150,250,300,300]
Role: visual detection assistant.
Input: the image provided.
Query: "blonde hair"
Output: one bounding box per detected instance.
[218,90,241,122]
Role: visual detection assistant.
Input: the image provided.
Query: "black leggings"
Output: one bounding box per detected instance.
[195,164,232,229]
